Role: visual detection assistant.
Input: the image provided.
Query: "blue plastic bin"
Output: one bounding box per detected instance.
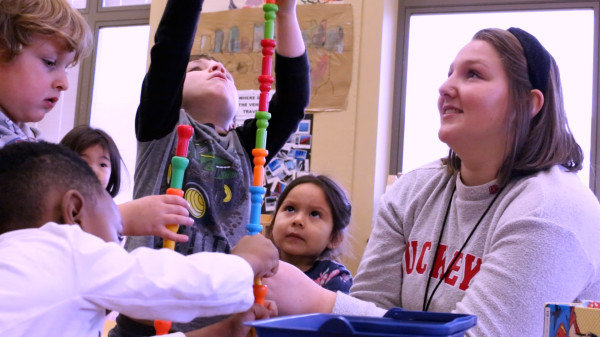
[246,308,477,337]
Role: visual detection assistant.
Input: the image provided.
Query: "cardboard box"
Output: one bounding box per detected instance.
[544,301,600,337]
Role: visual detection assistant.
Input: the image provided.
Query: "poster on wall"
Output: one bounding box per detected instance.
[235,90,312,213]
[192,3,353,112]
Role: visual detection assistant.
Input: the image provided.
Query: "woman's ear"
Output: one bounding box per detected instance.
[60,190,85,225]
[530,89,544,118]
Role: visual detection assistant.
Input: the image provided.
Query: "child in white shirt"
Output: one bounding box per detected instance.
[0,141,278,337]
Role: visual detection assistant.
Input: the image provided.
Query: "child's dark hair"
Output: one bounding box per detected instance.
[60,125,122,197]
[267,174,352,260]
[0,141,104,234]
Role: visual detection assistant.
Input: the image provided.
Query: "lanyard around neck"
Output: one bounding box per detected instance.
[422,184,504,312]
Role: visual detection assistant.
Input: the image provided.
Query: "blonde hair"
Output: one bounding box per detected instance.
[0,0,92,64]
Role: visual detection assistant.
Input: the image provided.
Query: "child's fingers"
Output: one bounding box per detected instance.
[159,228,189,242]
[264,300,278,317]
[160,195,192,214]
[161,194,190,207]
[163,213,194,227]
[161,196,194,226]
[250,303,271,320]
[256,262,279,279]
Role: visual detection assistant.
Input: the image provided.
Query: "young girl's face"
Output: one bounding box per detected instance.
[271,183,335,269]
[80,144,111,190]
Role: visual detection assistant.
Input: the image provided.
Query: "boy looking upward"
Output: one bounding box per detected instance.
[129,0,309,256]
[123,0,309,333]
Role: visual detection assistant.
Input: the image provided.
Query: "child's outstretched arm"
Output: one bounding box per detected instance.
[119,195,194,242]
[236,0,310,164]
[264,261,336,315]
[275,0,305,58]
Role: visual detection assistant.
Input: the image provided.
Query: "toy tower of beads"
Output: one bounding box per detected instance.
[154,124,194,335]
[246,0,278,308]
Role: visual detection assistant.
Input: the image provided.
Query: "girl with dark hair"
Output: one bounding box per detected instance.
[60,125,194,243]
[265,174,353,293]
[60,125,122,197]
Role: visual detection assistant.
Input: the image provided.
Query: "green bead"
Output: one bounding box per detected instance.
[255,110,271,121]
[263,3,278,39]
[170,156,189,190]
[255,128,267,149]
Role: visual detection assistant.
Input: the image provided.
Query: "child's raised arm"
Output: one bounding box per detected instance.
[275,0,305,58]
[135,0,203,142]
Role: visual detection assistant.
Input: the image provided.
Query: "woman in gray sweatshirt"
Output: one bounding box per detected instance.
[265,27,600,337]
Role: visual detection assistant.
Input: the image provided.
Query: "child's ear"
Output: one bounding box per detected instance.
[328,232,344,250]
[60,190,85,225]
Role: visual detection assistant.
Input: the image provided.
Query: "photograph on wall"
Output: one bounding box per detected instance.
[262,115,312,213]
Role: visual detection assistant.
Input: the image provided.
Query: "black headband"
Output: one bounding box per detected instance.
[507,27,551,93]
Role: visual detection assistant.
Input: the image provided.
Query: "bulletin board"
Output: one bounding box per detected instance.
[191,3,354,111]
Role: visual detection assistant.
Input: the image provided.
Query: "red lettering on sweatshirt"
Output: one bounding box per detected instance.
[405,241,482,291]
[431,244,448,279]
[404,241,418,274]
[416,241,431,274]
[459,253,481,290]
[444,251,462,286]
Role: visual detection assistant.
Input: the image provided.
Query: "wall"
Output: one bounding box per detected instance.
[307,0,397,273]
[152,0,397,274]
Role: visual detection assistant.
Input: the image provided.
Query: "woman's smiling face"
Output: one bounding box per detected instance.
[437,39,511,158]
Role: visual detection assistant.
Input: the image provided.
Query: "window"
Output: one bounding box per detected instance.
[33,0,150,146]
[391,0,600,197]
[102,0,151,7]
[68,0,87,9]
[89,26,150,204]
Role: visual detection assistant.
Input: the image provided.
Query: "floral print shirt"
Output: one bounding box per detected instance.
[305,259,353,293]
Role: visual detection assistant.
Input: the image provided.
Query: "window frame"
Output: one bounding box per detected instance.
[75,0,150,126]
[390,0,600,198]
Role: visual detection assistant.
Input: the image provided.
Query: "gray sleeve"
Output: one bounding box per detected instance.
[349,182,407,309]
[332,292,387,316]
